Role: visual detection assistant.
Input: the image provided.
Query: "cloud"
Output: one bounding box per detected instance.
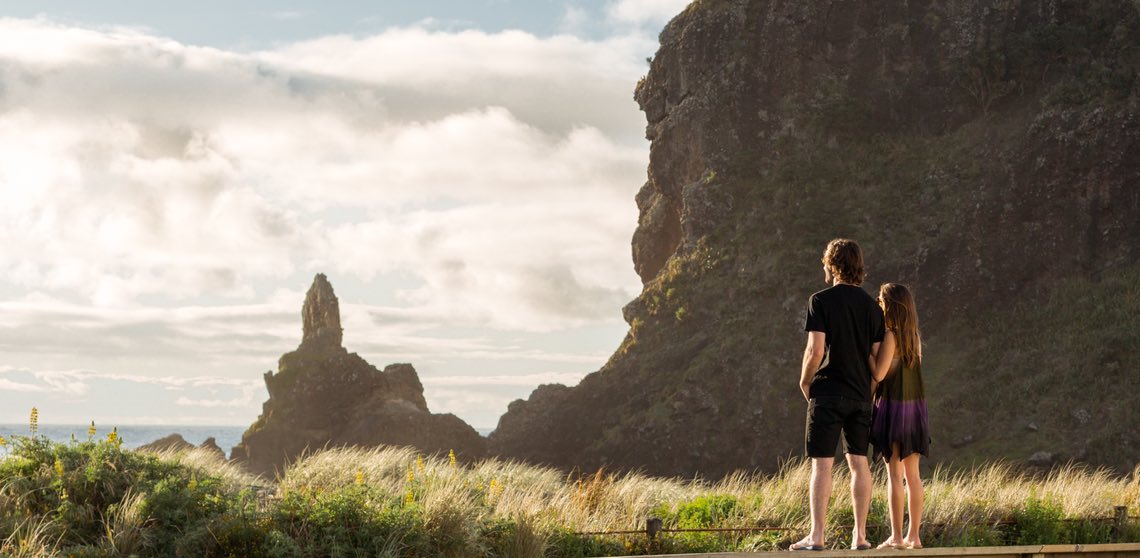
[175,395,253,408]
[560,5,592,35]
[0,378,44,392]
[0,365,267,423]
[0,18,644,330]
[606,0,691,25]
[421,372,586,386]
[257,26,652,139]
[0,366,263,394]
[271,11,305,21]
[0,16,652,426]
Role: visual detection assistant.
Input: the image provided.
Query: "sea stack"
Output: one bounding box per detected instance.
[231,274,486,476]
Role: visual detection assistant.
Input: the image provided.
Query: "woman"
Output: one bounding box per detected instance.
[871,283,929,550]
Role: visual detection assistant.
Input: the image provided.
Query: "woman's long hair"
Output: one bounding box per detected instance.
[879,283,922,367]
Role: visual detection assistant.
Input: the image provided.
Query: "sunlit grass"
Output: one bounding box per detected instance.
[1,433,1138,556]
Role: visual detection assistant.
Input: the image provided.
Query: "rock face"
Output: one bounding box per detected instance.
[300,274,343,352]
[138,433,226,460]
[231,274,486,476]
[491,0,1140,477]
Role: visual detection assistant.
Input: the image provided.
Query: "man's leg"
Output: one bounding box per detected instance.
[809,457,834,545]
[846,453,872,548]
[795,397,841,550]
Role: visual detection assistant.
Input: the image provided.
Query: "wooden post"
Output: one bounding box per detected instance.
[646,517,663,540]
[1114,506,1128,540]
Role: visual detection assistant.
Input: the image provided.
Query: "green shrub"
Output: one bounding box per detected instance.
[1008,492,1066,544]
[272,486,418,557]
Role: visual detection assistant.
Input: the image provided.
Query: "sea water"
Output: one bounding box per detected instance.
[0,424,496,457]
[0,424,247,455]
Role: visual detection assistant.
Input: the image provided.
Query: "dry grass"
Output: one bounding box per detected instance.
[1,441,1137,556]
[0,515,63,558]
[924,461,1139,525]
[275,446,1139,540]
[141,446,265,490]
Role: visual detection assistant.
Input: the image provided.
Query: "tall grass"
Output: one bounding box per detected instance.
[1,436,1137,556]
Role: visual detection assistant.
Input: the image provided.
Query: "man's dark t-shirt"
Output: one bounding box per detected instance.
[803,283,886,403]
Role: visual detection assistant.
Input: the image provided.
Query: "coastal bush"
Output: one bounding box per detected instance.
[1,436,1138,556]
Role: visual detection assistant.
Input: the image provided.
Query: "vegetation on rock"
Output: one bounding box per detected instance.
[491,0,1140,477]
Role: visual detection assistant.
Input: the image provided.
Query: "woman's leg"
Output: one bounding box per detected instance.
[879,444,905,548]
[902,453,924,548]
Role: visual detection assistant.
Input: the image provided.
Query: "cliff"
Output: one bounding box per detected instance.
[490,0,1140,477]
[231,274,486,476]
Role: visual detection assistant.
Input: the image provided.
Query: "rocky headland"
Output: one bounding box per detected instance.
[490,0,1140,477]
[230,274,486,477]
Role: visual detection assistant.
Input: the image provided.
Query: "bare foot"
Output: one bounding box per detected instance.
[789,537,825,551]
[902,538,923,549]
[877,539,904,550]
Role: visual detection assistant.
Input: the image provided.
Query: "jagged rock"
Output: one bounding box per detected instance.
[300,273,343,353]
[138,433,196,453]
[138,434,225,460]
[231,274,486,477]
[1028,452,1056,466]
[200,437,225,460]
[491,0,1140,477]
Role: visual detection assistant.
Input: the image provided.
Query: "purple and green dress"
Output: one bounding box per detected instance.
[871,358,930,461]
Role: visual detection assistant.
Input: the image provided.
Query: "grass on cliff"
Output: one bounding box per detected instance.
[1,433,1139,557]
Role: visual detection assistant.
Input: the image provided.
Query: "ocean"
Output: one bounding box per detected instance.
[0,424,247,455]
[0,424,496,457]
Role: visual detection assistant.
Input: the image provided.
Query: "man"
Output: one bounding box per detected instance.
[789,238,884,551]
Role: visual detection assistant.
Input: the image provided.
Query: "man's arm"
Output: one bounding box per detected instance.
[800,331,825,401]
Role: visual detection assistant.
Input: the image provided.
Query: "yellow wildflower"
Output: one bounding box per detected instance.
[488,478,504,500]
[355,470,365,486]
[0,435,7,447]
[406,464,415,483]
[415,455,424,473]
[87,421,96,438]
[405,490,414,505]
[448,449,457,469]
[54,457,64,478]
[29,407,38,434]
[108,427,121,448]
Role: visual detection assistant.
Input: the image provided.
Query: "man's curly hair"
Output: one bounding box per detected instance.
[821,238,866,285]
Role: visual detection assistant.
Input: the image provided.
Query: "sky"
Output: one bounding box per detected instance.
[0,0,692,432]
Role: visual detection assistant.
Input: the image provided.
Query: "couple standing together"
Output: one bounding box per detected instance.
[790,238,930,551]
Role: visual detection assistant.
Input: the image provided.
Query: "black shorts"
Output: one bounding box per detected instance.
[805,396,872,458]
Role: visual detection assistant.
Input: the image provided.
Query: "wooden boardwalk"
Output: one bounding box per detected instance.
[609,543,1140,558]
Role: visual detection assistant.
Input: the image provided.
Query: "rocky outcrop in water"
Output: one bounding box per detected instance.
[138,434,226,460]
[231,274,486,476]
[490,0,1140,476]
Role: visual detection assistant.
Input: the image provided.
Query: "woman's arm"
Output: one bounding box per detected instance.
[871,330,896,382]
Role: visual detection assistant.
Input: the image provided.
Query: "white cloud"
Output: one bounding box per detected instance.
[561,5,591,35]
[175,395,253,408]
[606,0,691,25]
[0,16,652,426]
[0,18,644,329]
[0,378,44,392]
[256,26,652,140]
[271,11,305,21]
[422,372,586,386]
